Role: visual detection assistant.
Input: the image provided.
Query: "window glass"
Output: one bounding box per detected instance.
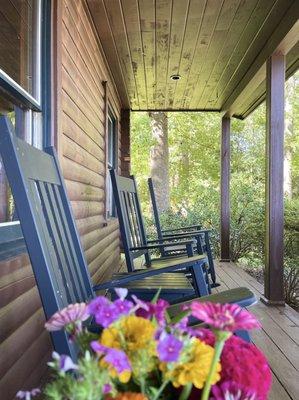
[0,0,40,100]
[0,0,42,226]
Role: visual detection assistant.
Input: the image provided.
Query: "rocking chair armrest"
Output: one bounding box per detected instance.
[161,224,201,233]
[147,236,197,243]
[148,233,202,242]
[130,239,196,251]
[163,229,211,238]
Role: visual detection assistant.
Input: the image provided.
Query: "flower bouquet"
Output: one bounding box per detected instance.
[18,289,271,400]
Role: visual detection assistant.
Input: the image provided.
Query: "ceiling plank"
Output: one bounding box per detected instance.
[138,0,156,109]
[210,0,277,109]
[170,0,206,108]
[103,0,139,108]
[86,0,130,107]
[155,0,173,108]
[200,0,260,109]
[120,0,147,109]
[164,0,190,108]
[173,0,222,108]
[222,0,299,112]
[188,0,241,109]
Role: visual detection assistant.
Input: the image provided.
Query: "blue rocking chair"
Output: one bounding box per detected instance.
[0,116,256,356]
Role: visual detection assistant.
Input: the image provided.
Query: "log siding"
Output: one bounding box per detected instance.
[0,1,124,398]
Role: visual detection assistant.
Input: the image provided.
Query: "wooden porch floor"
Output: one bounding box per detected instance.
[214,261,299,400]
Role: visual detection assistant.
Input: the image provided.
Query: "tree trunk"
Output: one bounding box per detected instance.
[149,111,170,213]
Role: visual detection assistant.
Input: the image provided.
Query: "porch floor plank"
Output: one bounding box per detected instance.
[215,261,299,400]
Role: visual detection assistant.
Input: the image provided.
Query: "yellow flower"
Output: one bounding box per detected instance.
[101,327,121,349]
[101,316,156,352]
[160,338,221,389]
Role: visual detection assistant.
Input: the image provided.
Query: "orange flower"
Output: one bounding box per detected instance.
[106,393,148,400]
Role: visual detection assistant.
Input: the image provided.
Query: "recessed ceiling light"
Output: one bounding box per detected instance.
[170,74,181,81]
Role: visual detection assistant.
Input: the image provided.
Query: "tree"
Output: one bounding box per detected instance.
[149,111,170,212]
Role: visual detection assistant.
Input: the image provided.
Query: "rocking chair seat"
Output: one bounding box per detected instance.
[111,272,194,302]
[149,254,207,269]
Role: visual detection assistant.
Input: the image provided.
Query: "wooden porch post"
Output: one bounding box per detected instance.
[263,52,285,305]
[120,109,131,177]
[220,117,231,262]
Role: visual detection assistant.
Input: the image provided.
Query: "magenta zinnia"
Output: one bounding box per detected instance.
[45,303,89,331]
[191,302,260,332]
[211,381,257,400]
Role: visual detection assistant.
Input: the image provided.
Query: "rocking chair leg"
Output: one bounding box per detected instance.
[191,262,210,297]
[204,232,216,284]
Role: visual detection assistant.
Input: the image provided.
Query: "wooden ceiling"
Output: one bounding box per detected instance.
[87,0,299,118]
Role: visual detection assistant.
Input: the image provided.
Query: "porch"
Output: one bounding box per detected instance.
[0,0,298,399]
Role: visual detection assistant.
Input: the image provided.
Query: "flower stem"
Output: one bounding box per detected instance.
[140,378,146,395]
[152,379,170,400]
[201,339,225,400]
[179,383,193,400]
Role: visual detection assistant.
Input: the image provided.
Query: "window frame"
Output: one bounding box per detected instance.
[0,0,52,255]
[106,106,118,219]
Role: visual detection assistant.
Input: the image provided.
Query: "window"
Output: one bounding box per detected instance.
[106,111,117,218]
[0,1,48,239]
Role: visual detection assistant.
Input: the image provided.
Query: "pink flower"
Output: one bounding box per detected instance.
[211,381,257,400]
[191,327,215,346]
[186,335,271,400]
[45,303,89,332]
[135,298,169,324]
[219,336,272,400]
[190,302,260,332]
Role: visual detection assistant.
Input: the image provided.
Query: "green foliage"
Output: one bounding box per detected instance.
[44,352,111,400]
[131,73,299,307]
[284,258,299,309]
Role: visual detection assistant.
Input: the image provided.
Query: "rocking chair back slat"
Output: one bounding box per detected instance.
[148,178,163,240]
[0,117,94,358]
[110,170,150,271]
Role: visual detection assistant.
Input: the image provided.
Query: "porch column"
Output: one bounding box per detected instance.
[220,117,231,262]
[263,52,285,305]
[120,109,131,177]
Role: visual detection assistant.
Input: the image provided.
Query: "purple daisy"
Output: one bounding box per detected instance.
[88,296,119,327]
[104,348,131,374]
[91,341,131,375]
[45,303,89,332]
[114,298,134,315]
[190,302,260,332]
[157,333,183,362]
[211,381,257,400]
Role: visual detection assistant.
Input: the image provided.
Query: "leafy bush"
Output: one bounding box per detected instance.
[284,258,299,310]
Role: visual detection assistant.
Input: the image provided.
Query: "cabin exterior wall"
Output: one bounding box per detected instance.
[0,1,126,398]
